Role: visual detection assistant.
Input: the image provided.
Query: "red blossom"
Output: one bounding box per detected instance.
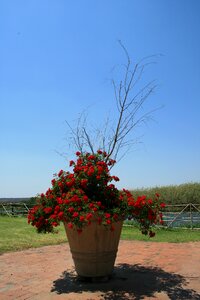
[72,212,79,218]
[58,211,64,219]
[69,160,75,166]
[68,207,74,213]
[67,222,73,229]
[86,213,93,220]
[57,197,63,204]
[44,207,53,214]
[105,213,111,219]
[97,217,102,224]
[112,176,119,181]
[88,155,95,160]
[58,170,64,177]
[81,179,88,188]
[79,215,85,222]
[51,179,56,186]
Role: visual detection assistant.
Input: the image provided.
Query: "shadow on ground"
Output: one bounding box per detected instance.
[51,263,200,299]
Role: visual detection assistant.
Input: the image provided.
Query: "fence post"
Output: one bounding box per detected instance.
[190,203,193,229]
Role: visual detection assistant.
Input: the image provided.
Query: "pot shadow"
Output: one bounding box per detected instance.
[51,263,200,300]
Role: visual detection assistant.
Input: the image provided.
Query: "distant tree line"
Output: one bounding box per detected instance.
[0,197,36,205]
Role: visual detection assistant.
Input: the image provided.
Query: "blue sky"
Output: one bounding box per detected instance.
[1,0,200,197]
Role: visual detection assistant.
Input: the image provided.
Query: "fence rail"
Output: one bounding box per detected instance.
[162,203,200,228]
[0,203,31,216]
[1,202,200,229]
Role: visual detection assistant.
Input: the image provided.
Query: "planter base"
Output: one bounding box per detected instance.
[64,220,123,277]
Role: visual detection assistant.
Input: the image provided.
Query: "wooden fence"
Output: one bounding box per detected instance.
[162,203,200,228]
[0,203,30,216]
[1,202,200,229]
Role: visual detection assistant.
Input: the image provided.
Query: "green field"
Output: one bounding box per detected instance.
[0,216,200,254]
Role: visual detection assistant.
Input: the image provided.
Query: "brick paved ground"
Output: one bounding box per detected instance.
[0,240,200,300]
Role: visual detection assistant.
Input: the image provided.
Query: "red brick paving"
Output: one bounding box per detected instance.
[0,240,200,299]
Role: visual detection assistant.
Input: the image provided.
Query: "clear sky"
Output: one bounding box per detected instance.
[1,0,200,197]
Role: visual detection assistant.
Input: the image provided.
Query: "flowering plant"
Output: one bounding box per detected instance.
[28,150,165,237]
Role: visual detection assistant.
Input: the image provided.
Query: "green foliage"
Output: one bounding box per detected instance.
[130,182,200,207]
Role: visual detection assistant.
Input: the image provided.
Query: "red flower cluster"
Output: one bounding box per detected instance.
[28,151,165,237]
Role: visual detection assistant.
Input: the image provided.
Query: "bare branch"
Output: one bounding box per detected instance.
[65,41,161,163]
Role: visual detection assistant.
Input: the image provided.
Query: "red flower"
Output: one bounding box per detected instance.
[72,212,79,218]
[79,215,85,222]
[51,179,56,186]
[69,160,75,166]
[52,222,58,227]
[55,205,60,212]
[87,166,95,176]
[81,179,88,188]
[86,213,93,220]
[58,211,64,220]
[83,195,88,202]
[76,151,81,156]
[105,213,111,219]
[58,170,64,177]
[97,217,102,224]
[50,214,56,220]
[68,207,74,213]
[44,207,53,214]
[97,166,103,174]
[67,222,73,229]
[57,197,63,204]
[58,182,63,188]
[88,155,95,160]
[112,176,119,181]
[113,213,118,221]
[66,178,75,187]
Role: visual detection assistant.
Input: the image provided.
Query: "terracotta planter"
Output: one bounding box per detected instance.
[64,219,123,278]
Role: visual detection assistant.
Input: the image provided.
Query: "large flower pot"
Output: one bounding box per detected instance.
[64,220,123,278]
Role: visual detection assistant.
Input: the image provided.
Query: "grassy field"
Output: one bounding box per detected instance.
[0,216,200,254]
